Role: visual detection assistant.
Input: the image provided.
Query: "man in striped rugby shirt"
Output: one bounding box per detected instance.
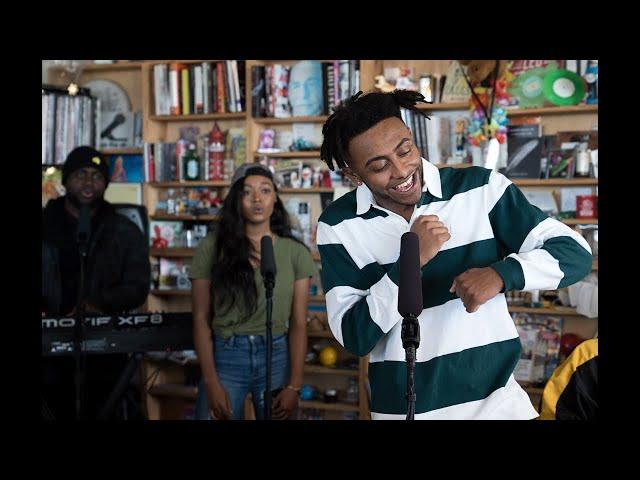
[317,90,592,419]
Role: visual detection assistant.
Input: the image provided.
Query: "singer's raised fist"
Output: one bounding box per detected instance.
[410,215,451,266]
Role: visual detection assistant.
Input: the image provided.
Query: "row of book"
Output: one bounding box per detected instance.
[399,108,454,165]
[42,88,99,165]
[251,60,360,118]
[153,61,246,116]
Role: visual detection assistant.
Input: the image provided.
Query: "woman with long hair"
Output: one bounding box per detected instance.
[191,164,316,420]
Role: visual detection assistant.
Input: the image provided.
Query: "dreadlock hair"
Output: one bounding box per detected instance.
[320,90,431,171]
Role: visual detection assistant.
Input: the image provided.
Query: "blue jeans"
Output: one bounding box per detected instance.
[195,334,290,420]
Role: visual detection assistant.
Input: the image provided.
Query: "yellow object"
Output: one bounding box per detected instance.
[319,346,338,367]
[92,156,101,165]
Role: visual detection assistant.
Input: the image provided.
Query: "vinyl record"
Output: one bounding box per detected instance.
[543,69,585,106]
[508,67,547,108]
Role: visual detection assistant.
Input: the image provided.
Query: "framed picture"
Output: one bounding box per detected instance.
[107,154,144,183]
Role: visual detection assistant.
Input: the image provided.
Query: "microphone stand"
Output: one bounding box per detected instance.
[401,314,420,420]
[74,232,89,420]
[263,272,274,420]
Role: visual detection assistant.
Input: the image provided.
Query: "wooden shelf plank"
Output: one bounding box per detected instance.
[254,151,320,158]
[416,102,469,111]
[415,104,597,116]
[149,181,230,188]
[508,306,590,317]
[150,112,246,121]
[150,213,220,221]
[101,147,143,155]
[506,105,598,116]
[279,187,334,194]
[253,116,329,124]
[148,384,197,400]
[513,178,598,186]
[304,364,358,376]
[150,289,191,296]
[299,400,359,412]
[436,163,474,169]
[147,60,225,66]
[150,248,196,257]
[83,61,144,71]
[561,218,598,225]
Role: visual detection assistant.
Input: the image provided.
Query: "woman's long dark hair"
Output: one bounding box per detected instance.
[211,175,304,316]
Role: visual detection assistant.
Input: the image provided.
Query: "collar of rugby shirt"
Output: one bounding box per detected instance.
[355,157,443,215]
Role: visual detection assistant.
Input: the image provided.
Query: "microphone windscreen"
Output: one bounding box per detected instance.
[398,231,423,317]
[77,203,91,243]
[260,235,277,278]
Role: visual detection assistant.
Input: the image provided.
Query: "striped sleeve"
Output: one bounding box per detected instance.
[486,170,592,292]
[316,221,403,356]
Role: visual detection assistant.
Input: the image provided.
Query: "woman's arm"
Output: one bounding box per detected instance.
[192,278,231,419]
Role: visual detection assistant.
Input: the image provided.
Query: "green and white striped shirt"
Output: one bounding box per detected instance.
[317,158,592,419]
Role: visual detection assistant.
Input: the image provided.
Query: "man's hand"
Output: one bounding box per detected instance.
[410,215,451,267]
[272,387,299,420]
[450,267,505,313]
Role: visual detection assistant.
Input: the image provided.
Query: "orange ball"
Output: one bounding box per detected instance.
[319,346,338,367]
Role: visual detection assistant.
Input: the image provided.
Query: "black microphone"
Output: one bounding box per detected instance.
[398,232,423,318]
[77,204,91,255]
[398,231,422,420]
[260,235,276,291]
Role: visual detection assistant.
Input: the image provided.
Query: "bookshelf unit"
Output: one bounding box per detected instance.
[66,59,598,419]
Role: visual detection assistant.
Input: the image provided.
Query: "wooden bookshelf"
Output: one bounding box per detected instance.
[593,259,598,271]
[299,400,359,412]
[150,112,246,122]
[150,289,191,296]
[415,104,598,116]
[150,213,220,221]
[101,147,143,155]
[149,181,230,188]
[506,105,598,116]
[304,365,358,376]
[254,151,320,158]
[416,102,468,111]
[561,218,598,225]
[279,187,334,194]
[150,248,196,257]
[436,163,474,169]
[253,116,329,124]
[508,306,589,317]
[513,178,598,187]
[83,61,145,71]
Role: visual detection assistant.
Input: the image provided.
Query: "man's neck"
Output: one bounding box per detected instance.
[64,198,97,219]
[374,195,415,223]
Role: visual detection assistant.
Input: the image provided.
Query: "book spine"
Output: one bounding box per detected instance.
[169,63,181,115]
[194,65,204,114]
[202,62,210,114]
[181,67,190,115]
[217,62,226,113]
[153,64,162,115]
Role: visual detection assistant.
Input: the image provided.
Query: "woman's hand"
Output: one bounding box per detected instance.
[272,387,299,420]
[205,380,233,420]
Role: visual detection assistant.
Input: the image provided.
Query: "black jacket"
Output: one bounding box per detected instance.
[42,197,150,314]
